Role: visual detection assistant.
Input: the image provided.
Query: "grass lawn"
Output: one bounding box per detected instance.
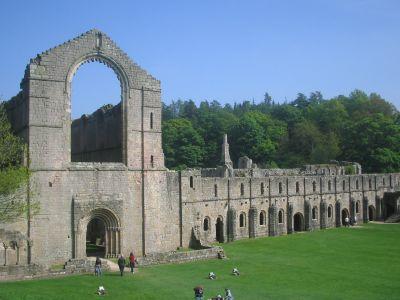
[1,223,400,299]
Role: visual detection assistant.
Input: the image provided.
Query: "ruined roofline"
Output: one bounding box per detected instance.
[23,29,160,87]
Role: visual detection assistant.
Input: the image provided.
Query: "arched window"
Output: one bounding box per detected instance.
[259,211,266,226]
[312,206,318,220]
[279,182,283,194]
[312,181,316,192]
[214,184,218,197]
[296,182,300,193]
[150,112,154,129]
[150,155,154,168]
[369,179,372,189]
[356,201,360,213]
[260,182,265,195]
[203,217,210,231]
[383,178,386,185]
[328,180,331,191]
[356,180,359,189]
[342,180,346,191]
[240,183,244,196]
[328,205,333,218]
[239,212,246,227]
[190,176,194,189]
[278,210,284,223]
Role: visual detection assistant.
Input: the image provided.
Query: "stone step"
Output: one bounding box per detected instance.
[385,213,400,223]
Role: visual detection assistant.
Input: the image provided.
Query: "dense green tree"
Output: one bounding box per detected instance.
[162,118,205,170]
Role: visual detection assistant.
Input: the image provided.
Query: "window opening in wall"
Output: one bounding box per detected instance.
[279,182,283,194]
[312,181,316,192]
[296,182,300,193]
[383,178,385,185]
[261,182,265,195]
[356,201,360,213]
[312,207,317,219]
[328,205,333,218]
[203,217,209,231]
[71,61,122,163]
[328,180,331,191]
[239,213,246,227]
[150,155,154,168]
[190,176,194,188]
[278,210,284,223]
[214,184,218,197]
[369,179,372,189]
[259,211,266,225]
[150,112,153,129]
[240,183,244,196]
[356,180,359,189]
[343,180,346,191]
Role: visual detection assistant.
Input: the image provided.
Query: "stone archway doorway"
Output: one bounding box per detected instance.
[293,213,304,232]
[216,217,224,243]
[368,205,375,221]
[341,209,349,226]
[75,208,121,259]
[86,218,106,257]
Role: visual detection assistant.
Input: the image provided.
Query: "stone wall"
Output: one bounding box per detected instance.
[71,103,122,162]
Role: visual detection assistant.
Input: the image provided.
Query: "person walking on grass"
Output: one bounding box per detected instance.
[117,254,126,276]
[129,252,137,274]
[193,285,204,300]
[94,256,102,276]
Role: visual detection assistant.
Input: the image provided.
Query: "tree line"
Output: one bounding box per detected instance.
[162,90,400,173]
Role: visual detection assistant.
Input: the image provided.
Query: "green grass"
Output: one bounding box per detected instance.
[1,223,400,299]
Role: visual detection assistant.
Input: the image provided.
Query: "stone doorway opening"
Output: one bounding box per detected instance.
[341,209,349,226]
[86,218,106,257]
[216,217,224,243]
[368,205,375,221]
[293,213,304,232]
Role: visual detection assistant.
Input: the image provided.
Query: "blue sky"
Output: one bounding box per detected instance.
[0,0,399,118]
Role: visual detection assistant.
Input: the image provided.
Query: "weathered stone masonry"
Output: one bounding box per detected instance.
[1,30,400,272]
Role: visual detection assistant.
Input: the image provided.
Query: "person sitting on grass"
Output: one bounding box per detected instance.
[232,267,240,276]
[193,285,204,300]
[211,294,223,300]
[208,271,216,280]
[97,286,106,296]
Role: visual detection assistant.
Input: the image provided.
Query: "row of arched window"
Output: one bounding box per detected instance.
[190,177,386,193]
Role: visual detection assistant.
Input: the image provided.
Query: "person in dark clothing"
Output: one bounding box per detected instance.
[129,252,137,274]
[117,255,126,276]
[94,256,102,276]
[193,285,204,300]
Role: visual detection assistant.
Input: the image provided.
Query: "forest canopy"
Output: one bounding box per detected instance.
[162,90,400,173]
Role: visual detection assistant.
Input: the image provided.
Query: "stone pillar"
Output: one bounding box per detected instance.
[227,208,237,242]
[287,204,293,234]
[335,201,341,227]
[304,201,312,231]
[375,196,383,221]
[363,197,369,223]
[268,205,277,237]
[248,207,258,238]
[320,200,327,229]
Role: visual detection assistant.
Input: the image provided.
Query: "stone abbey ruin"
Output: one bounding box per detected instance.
[1,30,400,276]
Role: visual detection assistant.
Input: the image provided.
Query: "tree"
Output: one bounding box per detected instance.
[0,102,37,223]
[162,118,205,169]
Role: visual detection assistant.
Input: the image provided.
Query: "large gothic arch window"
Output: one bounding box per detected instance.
[70,57,125,163]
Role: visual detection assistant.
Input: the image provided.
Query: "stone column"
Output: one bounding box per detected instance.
[335,201,341,227]
[304,201,312,231]
[375,196,383,221]
[287,204,293,234]
[363,197,369,223]
[268,205,277,237]
[320,200,327,229]
[227,208,237,242]
[248,207,258,238]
